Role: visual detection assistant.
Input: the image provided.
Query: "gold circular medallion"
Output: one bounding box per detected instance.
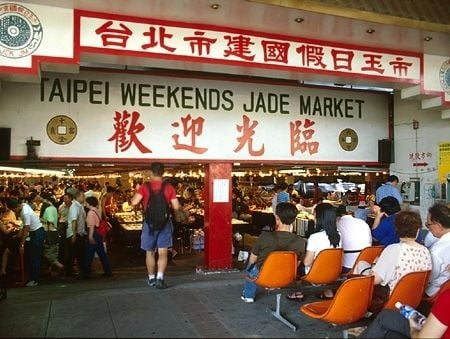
[339,128,358,151]
[47,115,77,145]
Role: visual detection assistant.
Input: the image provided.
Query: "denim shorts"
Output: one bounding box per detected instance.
[141,219,173,251]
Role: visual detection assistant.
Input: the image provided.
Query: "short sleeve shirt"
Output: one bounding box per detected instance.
[43,205,58,230]
[277,191,290,204]
[426,232,450,296]
[431,290,450,338]
[307,230,342,258]
[21,203,43,231]
[372,214,400,247]
[67,200,87,237]
[86,208,101,229]
[137,180,177,209]
[252,231,306,267]
[337,215,373,268]
[372,242,432,292]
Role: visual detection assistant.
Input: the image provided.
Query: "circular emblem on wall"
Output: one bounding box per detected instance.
[339,128,358,151]
[47,115,77,145]
[439,59,450,94]
[0,3,43,59]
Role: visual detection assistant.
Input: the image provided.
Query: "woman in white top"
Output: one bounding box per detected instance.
[287,203,341,301]
[357,210,432,313]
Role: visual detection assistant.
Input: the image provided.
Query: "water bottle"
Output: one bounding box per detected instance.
[395,302,427,329]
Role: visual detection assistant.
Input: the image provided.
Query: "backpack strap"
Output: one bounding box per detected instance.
[92,209,101,227]
[147,181,167,199]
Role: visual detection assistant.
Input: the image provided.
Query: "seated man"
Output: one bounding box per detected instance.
[425,203,450,297]
[241,202,306,303]
[336,205,372,273]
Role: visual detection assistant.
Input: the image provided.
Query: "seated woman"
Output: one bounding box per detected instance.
[287,202,342,301]
[356,210,432,314]
[371,196,401,247]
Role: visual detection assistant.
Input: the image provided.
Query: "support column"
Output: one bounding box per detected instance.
[203,162,232,269]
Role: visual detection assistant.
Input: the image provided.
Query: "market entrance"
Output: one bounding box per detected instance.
[0,160,387,272]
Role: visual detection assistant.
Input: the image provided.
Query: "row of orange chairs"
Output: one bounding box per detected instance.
[248,248,450,333]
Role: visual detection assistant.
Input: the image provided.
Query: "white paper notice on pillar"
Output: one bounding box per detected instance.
[213,179,229,203]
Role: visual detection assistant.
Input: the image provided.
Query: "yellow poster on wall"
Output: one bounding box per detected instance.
[438,142,450,183]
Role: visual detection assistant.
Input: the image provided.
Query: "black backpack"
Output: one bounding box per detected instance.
[145,181,170,231]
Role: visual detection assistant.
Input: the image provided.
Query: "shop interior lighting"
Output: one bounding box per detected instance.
[294,17,304,23]
[337,166,384,173]
[0,166,67,177]
[210,3,220,9]
[423,36,432,42]
[338,171,363,176]
[366,29,375,34]
[278,169,306,174]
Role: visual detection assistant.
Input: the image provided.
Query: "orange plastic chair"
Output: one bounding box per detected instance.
[246,251,298,331]
[347,245,384,275]
[383,270,431,310]
[301,275,374,335]
[302,248,343,285]
[423,278,450,304]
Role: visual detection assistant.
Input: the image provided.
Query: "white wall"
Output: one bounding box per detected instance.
[392,92,450,219]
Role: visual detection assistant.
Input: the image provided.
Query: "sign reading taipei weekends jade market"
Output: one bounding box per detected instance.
[77,11,421,83]
[0,71,389,163]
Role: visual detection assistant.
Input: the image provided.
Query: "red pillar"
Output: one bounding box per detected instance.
[203,162,232,269]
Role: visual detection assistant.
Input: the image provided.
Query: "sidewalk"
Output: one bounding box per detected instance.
[0,253,343,338]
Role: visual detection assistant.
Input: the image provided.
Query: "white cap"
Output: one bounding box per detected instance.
[395,301,403,309]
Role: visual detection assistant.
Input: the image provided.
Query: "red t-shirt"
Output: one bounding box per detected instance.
[431,289,450,338]
[137,180,177,209]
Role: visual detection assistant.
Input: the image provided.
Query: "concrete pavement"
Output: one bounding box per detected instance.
[0,253,345,338]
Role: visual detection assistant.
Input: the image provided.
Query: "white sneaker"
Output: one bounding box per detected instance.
[241,295,254,303]
[26,280,39,287]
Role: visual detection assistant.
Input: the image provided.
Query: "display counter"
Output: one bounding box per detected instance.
[113,212,143,261]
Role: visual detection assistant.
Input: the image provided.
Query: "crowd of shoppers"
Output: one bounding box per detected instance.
[0,179,114,287]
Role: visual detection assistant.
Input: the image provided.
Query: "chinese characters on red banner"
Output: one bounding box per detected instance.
[84,17,419,80]
[107,110,319,157]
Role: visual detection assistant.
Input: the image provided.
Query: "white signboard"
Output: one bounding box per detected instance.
[79,12,421,82]
[213,179,229,203]
[0,70,389,163]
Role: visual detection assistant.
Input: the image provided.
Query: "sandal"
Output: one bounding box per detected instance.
[286,291,305,302]
[315,292,334,300]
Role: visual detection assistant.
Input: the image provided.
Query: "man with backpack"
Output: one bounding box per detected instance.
[131,162,181,289]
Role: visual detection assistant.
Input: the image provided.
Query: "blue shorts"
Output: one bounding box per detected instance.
[141,219,173,251]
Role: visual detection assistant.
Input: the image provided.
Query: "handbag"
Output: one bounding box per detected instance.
[93,210,112,238]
